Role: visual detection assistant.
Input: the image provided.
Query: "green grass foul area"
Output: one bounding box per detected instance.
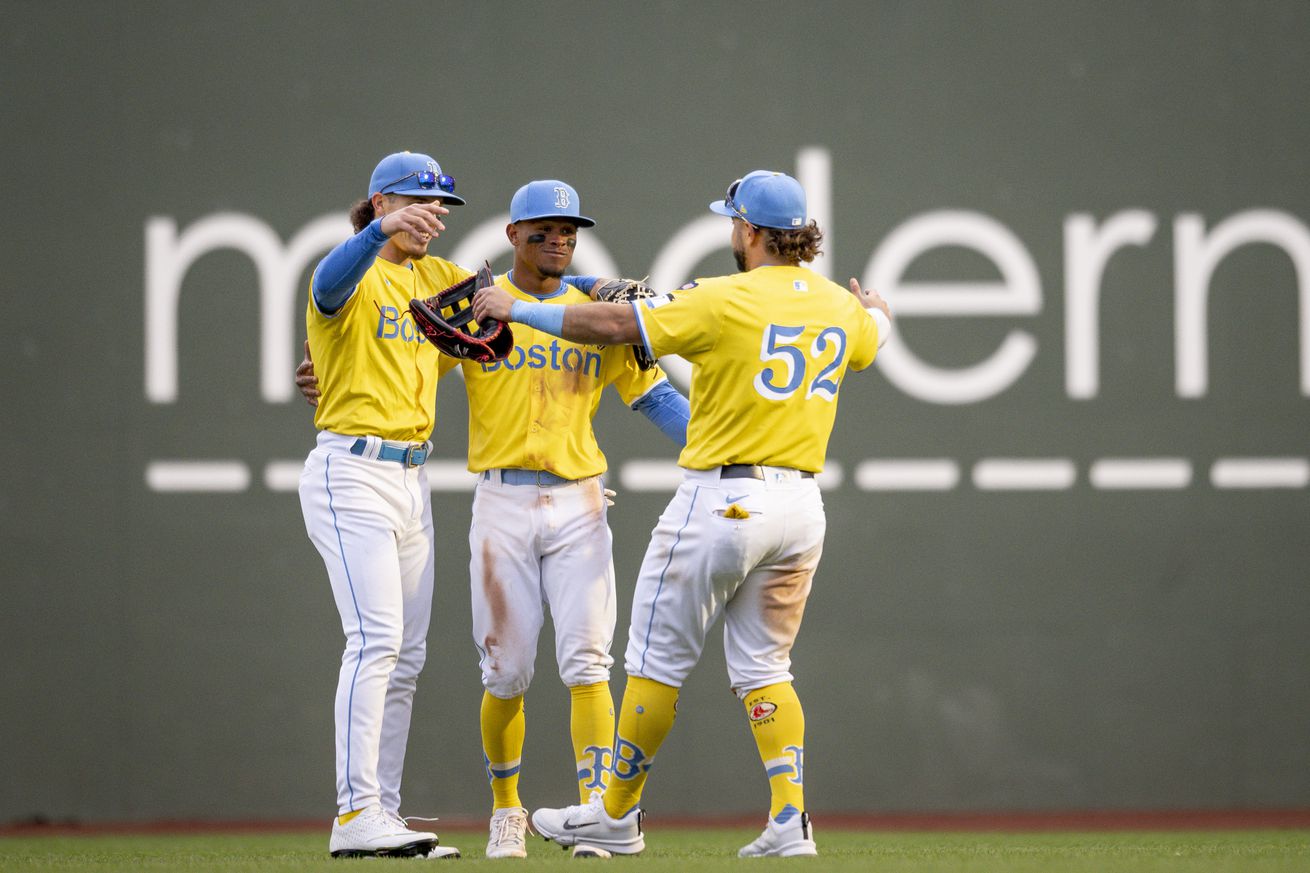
[1,830,1308,872]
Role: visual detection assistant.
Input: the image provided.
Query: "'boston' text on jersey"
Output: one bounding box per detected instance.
[480,340,602,378]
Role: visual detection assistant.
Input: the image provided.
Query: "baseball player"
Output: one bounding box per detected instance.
[297,179,690,859]
[464,180,688,859]
[297,150,466,859]
[473,170,893,858]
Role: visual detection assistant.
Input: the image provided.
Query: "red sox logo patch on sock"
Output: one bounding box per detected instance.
[749,701,777,721]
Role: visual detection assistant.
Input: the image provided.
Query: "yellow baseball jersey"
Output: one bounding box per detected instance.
[632,265,879,472]
[307,255,472,442]
[460,275,667,480]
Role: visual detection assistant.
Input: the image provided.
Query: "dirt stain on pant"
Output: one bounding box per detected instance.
[759,564,814,641]
[481,539,510,673]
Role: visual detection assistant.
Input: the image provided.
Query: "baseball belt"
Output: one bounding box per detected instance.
[720,464,815,480]
[350,438,429,467]
[485,468,578,487]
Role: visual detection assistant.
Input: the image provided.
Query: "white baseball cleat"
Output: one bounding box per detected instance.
[328,804,440,858]
[389,810,460,858]
[738,809,817,857]
[486,806,530,859]
[531,791,645,855]
[571,844,613,858]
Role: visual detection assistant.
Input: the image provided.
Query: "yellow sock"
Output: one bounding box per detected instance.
[481,691,525,810]
[603,676,679,820]
[569,681,616,803]
[744,682,806,821]
[337,809,362,825]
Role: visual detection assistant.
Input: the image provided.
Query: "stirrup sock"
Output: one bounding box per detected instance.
[570,681,616,803]
[481,691,525,810]
[604,676,678,820]
[744,682,806,820]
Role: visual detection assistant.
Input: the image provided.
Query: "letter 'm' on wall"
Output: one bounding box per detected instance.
[145,212,351,403]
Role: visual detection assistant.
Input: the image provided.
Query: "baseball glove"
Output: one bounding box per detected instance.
[409,262,514,363]
[590,277,657,370]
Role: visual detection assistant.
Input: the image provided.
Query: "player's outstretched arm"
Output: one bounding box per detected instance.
[310,202,447,315]
[558,302,639,344]
[849,278,894,349]
[848,278,891,319]
[311,224,388,314]
[473,285,639,345]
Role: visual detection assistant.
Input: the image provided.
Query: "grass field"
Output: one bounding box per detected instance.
[2,829,1308,873]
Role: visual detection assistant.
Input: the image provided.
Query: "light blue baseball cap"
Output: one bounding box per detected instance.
[509,179,595,227]
[709,170,807,229]
[368,151,466,205]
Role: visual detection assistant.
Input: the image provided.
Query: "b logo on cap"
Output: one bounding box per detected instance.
[554,187,570,208]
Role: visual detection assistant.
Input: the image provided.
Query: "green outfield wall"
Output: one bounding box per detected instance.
[2,1,1308,821]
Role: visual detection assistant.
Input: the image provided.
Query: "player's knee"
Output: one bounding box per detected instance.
[482,660,534,699]
[359,628,404,666]
[392,645,427,682]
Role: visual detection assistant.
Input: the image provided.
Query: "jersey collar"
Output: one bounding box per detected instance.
[507,269,569,300]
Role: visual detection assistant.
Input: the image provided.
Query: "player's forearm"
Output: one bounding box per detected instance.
[508,300,639,345]
[311,219,388,314]
[564,302,639,344]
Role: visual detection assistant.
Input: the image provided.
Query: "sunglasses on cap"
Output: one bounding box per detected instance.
[722,178,750,221]
[380,169,457,195]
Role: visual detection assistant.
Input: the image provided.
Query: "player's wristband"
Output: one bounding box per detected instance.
[868,307,893,349]
[509,300,566,336]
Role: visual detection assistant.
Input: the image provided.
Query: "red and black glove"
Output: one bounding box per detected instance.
[408,262,514,363]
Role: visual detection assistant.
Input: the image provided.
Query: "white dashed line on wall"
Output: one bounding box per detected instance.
[144,458,1310,494]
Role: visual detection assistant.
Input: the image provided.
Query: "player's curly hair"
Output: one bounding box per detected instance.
[763,221,824,265]
[350,198,376,233]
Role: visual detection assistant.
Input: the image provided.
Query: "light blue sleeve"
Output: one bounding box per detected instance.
[631,380,690,446]
[311,218,388,314]
[563,275,597,294]
[509,299,566,337]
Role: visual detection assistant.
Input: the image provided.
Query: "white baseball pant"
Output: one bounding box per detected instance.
[299,431,435,816]
[624,466,826,697]
[470,471,616,699]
